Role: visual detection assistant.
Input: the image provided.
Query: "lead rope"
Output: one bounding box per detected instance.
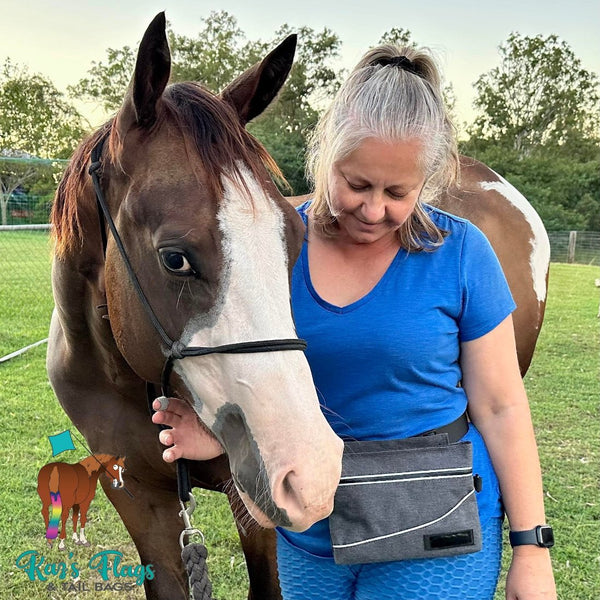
[150,386,213,599]
[179,493,213,600]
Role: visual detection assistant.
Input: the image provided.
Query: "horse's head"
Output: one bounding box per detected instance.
[102,456,126,490]
[75,13,342,531]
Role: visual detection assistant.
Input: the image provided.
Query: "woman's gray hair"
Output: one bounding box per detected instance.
[306,44,459,250]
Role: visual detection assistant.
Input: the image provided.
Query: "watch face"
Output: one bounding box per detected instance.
[539,526,555,547]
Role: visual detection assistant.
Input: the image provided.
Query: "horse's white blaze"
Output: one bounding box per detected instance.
[176,165,342,526]
[480,176,550,302]
[113,465,124,487]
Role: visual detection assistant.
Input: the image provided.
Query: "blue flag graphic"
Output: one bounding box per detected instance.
[48,430,76,456]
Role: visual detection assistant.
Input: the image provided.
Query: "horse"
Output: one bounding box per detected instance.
[47,12,342,600]
[37,454,125,549]
[46,12,550,600]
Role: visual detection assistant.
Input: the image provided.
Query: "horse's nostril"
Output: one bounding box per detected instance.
[282,473,294,496]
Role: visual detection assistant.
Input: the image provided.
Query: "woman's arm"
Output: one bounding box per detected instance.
[461,315,556,600]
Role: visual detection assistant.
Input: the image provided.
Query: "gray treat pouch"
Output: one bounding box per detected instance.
[330,435,482,565]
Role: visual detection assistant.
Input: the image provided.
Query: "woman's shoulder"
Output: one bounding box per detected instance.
[424,204,489,250]
[425,204,470,232]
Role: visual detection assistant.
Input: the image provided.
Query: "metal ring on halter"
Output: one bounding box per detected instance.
[178,493,205,548]
[179,527,206,549]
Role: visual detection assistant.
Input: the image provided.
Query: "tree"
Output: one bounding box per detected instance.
[67,47,136,114]
[469,33,600,156]
[462,33,600,231]
[0,152,62,225]
[378,27,413,48]
[0,59,86,158]
[168,11,267,93]
[69,12,259,111]
[0,60,85,224]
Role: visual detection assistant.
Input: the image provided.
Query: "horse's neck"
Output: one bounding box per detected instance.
[50,248,143,389]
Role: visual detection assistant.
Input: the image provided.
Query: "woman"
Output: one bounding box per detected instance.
[153,44,556,599]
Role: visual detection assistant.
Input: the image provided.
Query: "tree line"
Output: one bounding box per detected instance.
[1,11,598,230]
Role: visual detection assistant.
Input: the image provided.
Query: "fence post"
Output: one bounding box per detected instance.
[567,231,577,264]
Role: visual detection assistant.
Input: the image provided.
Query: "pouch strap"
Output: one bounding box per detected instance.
[418,411,469,443]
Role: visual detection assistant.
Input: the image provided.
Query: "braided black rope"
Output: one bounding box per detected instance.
[182,544,213,600]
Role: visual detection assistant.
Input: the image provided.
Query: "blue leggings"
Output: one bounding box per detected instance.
[277,517,503,600]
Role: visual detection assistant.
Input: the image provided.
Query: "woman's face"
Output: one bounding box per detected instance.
[328,137,426,246]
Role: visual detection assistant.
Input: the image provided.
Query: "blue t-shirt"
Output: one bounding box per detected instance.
[279,201,516,557]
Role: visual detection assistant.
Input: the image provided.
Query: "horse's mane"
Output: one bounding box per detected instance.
[51,81,284,258]
[51,122,112,257]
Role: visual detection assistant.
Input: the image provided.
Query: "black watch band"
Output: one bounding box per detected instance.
[509,525,554,548]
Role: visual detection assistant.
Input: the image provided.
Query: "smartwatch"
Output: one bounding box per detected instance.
[509,525,554,548]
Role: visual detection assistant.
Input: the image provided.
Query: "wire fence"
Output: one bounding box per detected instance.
[0,194,53,226]
[1,224,599,360]
[547,231,600,265]
[0,224,53,360]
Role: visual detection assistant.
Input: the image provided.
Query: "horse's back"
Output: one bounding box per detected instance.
[287,156,550,375]
[37,462,89,504]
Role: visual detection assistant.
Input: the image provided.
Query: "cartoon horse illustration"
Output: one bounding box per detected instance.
[37,454,125,549]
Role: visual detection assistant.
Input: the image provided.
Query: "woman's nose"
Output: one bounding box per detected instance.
[360,191,386,222]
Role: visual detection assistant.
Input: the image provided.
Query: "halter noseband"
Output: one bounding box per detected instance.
[88,135,308,399]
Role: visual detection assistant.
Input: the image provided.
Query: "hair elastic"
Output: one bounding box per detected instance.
[372,55,420,76]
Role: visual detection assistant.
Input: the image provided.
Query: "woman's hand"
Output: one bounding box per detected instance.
[151,397,225,462]
[505,546,556,600]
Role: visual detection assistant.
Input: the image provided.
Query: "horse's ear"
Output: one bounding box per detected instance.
[221,34,297,125]
[117,12,171,135]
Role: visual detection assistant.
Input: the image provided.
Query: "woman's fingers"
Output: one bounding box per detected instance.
[162,446,181,463]
[152,397,188,427]
[151,395,226,461]
[153,396,189,415]
[158,429,173,447]
[154,396,170,411]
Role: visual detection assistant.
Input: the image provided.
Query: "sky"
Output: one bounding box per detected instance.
[1,0,599,129]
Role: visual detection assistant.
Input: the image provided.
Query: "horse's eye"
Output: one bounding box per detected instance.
[159,249,194,275]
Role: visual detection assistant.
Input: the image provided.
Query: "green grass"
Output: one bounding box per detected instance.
[0,230,54,356]
[0,261,598,599]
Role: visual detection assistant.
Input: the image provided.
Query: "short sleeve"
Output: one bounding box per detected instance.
[458,223,516,342]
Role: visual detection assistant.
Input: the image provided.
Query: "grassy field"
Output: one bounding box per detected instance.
[0,230,53,357]
[0,244,598,598]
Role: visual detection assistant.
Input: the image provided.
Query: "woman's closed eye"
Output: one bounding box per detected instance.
[347,180,370,191]
[386,189,408,199]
